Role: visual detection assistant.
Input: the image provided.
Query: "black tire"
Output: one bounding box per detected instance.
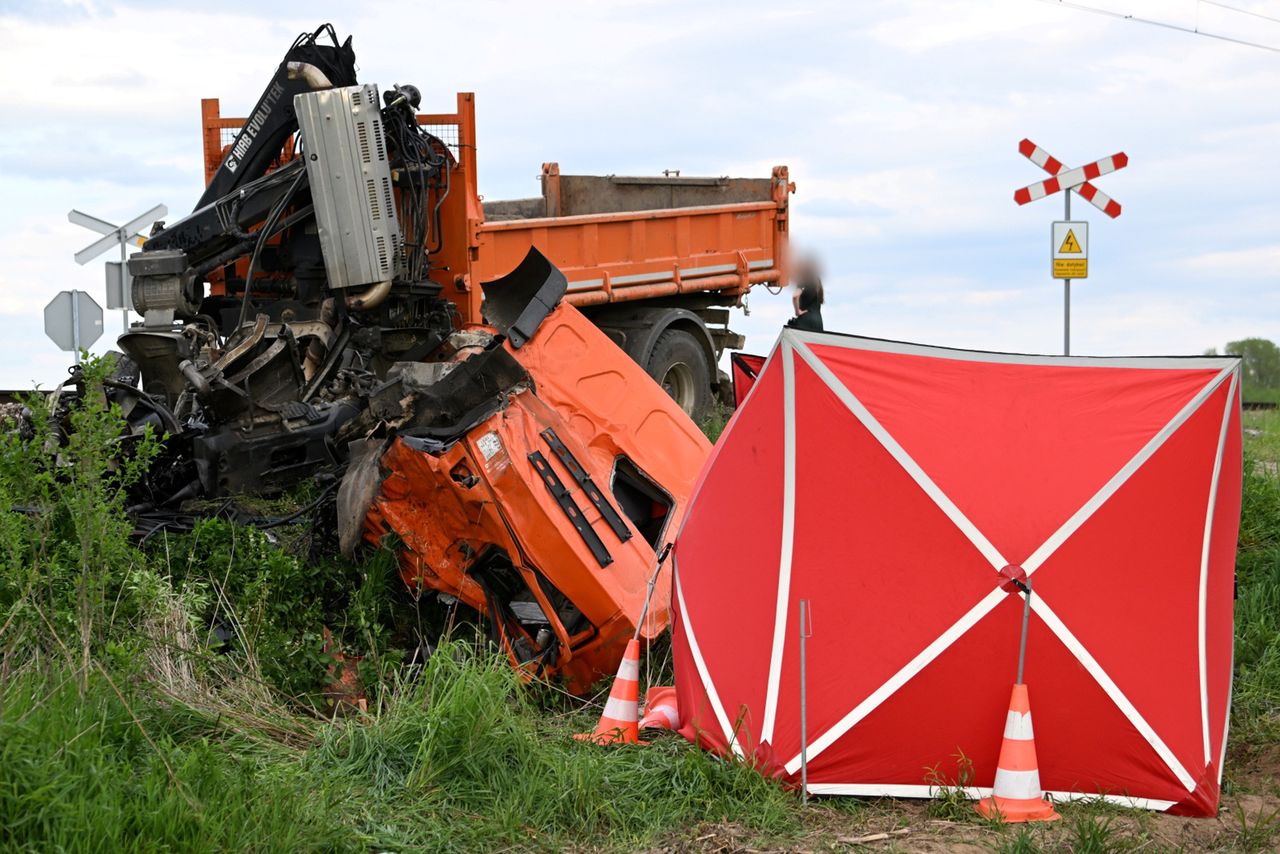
[646,328,713,423]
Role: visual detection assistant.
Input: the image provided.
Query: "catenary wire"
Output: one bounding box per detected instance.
[1035,0,1280,52]
[1199,0,1280,27]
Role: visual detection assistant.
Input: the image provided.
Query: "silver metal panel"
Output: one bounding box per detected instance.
[105,261,133,311]
[294,84,400,290]
[44,290,103,352]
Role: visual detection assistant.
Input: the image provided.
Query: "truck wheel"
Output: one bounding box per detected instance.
[647,329,712,423]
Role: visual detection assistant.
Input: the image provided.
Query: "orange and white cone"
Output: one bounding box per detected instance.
[976,683,1061,823]
[639,686,680,731]
[575,638,643,745]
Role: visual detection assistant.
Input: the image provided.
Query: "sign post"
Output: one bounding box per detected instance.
[1052,212,1088,354]
[44,290,104,363]
[1014,140,1125,356]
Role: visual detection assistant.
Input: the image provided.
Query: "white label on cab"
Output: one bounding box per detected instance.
[477,431,503,461]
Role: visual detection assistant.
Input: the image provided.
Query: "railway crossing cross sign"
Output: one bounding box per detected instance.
[1014,139,1127,356]
[68,204,167,331]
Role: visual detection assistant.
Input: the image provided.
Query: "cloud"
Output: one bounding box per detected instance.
[869,0,1068,52]
[1181,245,1280,277]
[0,0,1276,389]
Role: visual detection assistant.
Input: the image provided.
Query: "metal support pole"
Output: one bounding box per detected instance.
[71,291,81,365]
[119,233,129,335]
[799,598,810,805]
[1063,190,1071,356]
[1016,579,1033,685]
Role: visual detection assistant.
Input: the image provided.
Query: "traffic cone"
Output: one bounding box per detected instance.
[575,638,643,745]
[976,683,1061,823]
[639,685,680,731]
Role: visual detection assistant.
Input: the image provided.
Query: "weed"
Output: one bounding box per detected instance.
[924,748,980,822]
[995,825,1043,854]
[1067,812,1134,854]
[699,400,732,443]
[0,356,162,675]
[1233,800,1280,852]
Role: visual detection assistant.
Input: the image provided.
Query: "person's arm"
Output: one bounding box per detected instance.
[792,288,805,316]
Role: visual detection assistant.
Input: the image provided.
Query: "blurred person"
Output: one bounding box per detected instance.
[787,254,824,332]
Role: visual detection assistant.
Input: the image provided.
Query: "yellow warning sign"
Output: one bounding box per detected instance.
[1053,258,1087,278]
[1058,229,1082,254]
[1052,221,1088,280]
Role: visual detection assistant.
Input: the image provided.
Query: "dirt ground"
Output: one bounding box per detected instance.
[644,745,1280,853]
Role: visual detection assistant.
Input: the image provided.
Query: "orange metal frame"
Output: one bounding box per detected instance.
[199,92,790,323]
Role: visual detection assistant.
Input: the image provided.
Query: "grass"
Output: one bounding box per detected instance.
[2,359,1279,852]
[0,669,349,852]
[924,749,985,823]
[1232,409,1280,750]
[0,643,799,853]
[1244,408,1280,468]
[995,826,1042,853]
[1065,813,1131,853]
[1242,387,1280,406]
[699,401,732,444]
[1231,800,1280,853]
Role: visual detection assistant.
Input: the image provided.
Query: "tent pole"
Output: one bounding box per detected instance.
[1016,579,1032,685]
[632,542,673,643]
[799,598,809,805]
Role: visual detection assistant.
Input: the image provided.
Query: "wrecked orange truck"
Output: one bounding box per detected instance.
[338,252,710,692]
[97,25,781,690]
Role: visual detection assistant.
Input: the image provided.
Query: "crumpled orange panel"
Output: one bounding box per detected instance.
[361,304,710,693]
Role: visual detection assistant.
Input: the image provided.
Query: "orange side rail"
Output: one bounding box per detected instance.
[473,181,789,310]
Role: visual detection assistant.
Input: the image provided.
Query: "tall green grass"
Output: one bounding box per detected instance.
[0,644,796,852]
[1232,414,1280,748]
[0,666,354,852]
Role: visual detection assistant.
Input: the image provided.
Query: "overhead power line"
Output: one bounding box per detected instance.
[1200,0,1280,27]
[1035,0,1280,53]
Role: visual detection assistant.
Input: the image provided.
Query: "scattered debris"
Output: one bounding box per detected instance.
[837,828,911,844]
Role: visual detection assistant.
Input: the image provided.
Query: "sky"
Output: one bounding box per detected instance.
[0,0,1277,389]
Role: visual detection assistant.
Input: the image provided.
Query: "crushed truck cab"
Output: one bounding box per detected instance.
[341,259,708,689]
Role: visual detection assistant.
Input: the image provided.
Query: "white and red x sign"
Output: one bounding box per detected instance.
[1014,139,1127,218]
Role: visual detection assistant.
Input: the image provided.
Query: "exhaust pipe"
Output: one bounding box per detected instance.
[286,62,333,90]
[345,280,392,311]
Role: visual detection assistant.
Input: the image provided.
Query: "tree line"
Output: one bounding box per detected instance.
[1205,338,1280,392]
